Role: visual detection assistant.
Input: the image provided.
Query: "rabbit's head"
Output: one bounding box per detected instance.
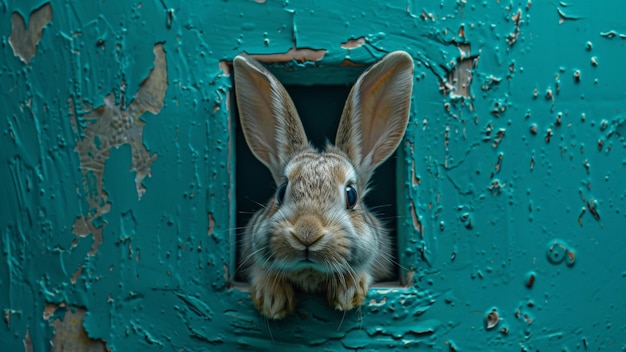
[234,51,414,319]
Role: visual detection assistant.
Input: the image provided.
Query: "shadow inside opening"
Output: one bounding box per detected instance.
[233,84,400,283]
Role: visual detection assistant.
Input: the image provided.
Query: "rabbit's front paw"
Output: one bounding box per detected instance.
[328,272,370,311]
[251,274,295,319]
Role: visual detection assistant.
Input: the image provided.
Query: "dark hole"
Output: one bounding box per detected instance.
[233,84,399,282]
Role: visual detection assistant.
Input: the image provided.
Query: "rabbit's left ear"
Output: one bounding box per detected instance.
[336,51,414,181]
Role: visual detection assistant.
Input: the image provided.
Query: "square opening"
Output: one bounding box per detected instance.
[231,64,401,284]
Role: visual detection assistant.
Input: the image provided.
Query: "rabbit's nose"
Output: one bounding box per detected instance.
[291,215,324,246]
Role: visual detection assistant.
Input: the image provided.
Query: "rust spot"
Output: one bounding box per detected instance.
[522,313,533,324]
[492,128,505,148]
[555,112,562,126]
[545,128,553,143]
[488,179,503,195]
[578,207,586,226]
[208,212,215,236]
[486,309,499,329]
[566,250,576,266]
[421,11,435,21]
[507,9,522,46]
[526,273,535,288]
[586,200,600,221]
[494,153,504,172]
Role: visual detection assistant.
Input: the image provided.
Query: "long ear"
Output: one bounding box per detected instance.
[336,51,414,182]
[233,55,308,183]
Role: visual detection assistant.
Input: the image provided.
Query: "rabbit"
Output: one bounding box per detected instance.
[233,51,414,319]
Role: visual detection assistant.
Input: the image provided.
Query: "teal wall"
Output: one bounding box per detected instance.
[2,0,625,350]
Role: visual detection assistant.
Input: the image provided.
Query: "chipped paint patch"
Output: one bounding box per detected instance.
[447,44,474,98]
[340,37,366,49]
[47,304,108,352]
[8,3,52,64]
[248,45,326,63]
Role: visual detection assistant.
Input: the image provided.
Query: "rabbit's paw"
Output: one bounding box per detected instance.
[328,272,370,311]
[251,276,295,319]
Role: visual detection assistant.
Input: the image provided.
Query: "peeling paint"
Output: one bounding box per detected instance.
[248,45,327,63]
[8,3,52,64]
[70,43,167,255]
[47,304,108,351]
[340,37,366,49]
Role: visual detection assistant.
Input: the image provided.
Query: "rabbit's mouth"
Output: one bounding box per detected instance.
[296,251,319,267]
[276,252,328,272]
[270,258,319,273]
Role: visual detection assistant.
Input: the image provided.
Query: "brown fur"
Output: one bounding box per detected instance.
[234,51,414,319]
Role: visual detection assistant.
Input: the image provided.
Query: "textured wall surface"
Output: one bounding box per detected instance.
[1,1,625,350]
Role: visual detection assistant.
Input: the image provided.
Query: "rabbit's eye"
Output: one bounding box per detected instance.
[345,185,358,209]
[276,182,288,205]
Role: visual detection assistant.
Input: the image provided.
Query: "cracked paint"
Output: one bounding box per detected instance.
[1,0,626,351]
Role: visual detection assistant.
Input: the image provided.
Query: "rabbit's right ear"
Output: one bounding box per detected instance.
[234,55,308,183]
[336,51,414,183]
